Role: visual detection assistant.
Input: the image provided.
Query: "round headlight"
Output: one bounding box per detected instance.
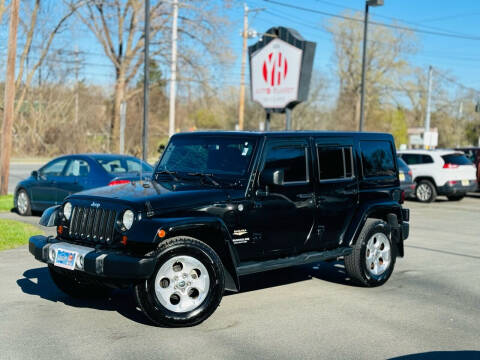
[63,202,72,220]
[122,210,134,230]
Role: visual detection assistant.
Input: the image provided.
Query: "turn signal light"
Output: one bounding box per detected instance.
[57,226,63,235]
[109,179,131,186]
[121,236,128,245]
[157,229,166,238]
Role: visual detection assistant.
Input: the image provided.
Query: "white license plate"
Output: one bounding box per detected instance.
[54,248,78,270]
[399,173,405,181]
[462,180,470,186]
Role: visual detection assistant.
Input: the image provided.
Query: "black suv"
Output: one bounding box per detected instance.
[29,131,410,327]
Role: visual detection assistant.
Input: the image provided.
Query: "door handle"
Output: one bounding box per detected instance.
[297,193,314,199]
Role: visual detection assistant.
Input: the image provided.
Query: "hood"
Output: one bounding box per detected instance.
[67,180,230,213]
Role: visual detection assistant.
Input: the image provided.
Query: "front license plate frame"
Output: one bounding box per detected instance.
[54,248,78,270]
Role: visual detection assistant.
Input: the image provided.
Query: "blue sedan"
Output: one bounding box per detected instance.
[14,154,153,216]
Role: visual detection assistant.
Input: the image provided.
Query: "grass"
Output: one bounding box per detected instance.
[0,195,13,212]
[0,219,42,251]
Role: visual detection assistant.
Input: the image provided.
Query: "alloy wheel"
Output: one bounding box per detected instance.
[154,255,210,313]
[365,232,391,276]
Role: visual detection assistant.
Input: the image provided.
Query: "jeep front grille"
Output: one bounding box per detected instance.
[69,206,117,244]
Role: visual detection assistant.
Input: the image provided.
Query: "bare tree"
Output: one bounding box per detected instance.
[67,0,233,154]
[325,12,417,130]
[14,0,82,115]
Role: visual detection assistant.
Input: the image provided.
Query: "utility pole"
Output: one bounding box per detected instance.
[456,101,463,147]
[0,0,20,195]
[168,0,179,138]
[424,65,433,149]
[359,0,383,132]
[142,0,150,161]
[238,3,249,131]
[238,3,264,131]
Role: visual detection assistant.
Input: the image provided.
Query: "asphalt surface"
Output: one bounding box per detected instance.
[1,197,480,360]
[7,162,40,194]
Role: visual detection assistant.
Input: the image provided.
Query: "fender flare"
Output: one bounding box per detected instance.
[138,217,241,292]
[346,201,403,248]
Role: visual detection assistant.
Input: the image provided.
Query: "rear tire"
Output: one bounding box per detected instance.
[344,219,397,287]
[134,236,225,327]
[415,180,437,203]
[48,265,111,298]
[16,189,31,216]
[447,194,465,201]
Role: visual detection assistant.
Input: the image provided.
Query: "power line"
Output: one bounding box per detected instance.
[263,0,480,41]
[312,0,478,38]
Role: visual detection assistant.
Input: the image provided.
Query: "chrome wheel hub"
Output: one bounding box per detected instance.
[416,184,432,201]
[154,255,210,313]
[17,192,28,214]
[365,232,391,276]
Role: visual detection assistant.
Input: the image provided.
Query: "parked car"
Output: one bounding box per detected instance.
[15,154,152,216]
[454,147,480,190]
[29,131,409,327]
[397,156,415,199]
[397,149,477,202]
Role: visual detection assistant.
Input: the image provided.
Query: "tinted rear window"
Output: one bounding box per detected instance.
[442,154,472,166]
[96,157,152,174]
[360,140,396,178]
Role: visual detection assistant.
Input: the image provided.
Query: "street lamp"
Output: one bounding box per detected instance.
[359,0,384,132]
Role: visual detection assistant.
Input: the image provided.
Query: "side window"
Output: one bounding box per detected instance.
[65,160,90,177]
[40,159,67,177]
[401,154,419,165]
[317,146,354,180]
[360,140,395,178]
[422,155,434,164]
[263,144,308,183]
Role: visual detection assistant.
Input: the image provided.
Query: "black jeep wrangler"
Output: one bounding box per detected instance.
[29,131,410,327]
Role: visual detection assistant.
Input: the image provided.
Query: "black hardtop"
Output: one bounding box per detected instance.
[172,130,394,141]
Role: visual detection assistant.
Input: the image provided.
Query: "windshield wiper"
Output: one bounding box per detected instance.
[187,172,220,187]
[156,170,180,182]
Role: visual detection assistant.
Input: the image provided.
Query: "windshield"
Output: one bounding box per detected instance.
[158,136,257,176]
[96,157,152,174]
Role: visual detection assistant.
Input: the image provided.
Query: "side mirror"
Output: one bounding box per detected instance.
[31,170,38,179]
[260,168,284,186]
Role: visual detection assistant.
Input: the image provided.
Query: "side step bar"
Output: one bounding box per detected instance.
[236,247,353,276]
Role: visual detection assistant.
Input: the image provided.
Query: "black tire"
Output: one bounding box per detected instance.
[15,189,32,216]
[415,180,437,203]
[447,194,465,201]
[48,265,111,298]
[134,236,225,327]
[344,219,397,287]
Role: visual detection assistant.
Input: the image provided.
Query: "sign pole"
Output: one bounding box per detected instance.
[285,108,292,130]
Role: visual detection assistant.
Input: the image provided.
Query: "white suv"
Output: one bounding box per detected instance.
[397,150,477,202]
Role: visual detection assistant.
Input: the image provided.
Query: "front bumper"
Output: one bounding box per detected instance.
[29,235,156,280]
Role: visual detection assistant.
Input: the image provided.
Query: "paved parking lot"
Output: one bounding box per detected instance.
[1,197,479,360]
